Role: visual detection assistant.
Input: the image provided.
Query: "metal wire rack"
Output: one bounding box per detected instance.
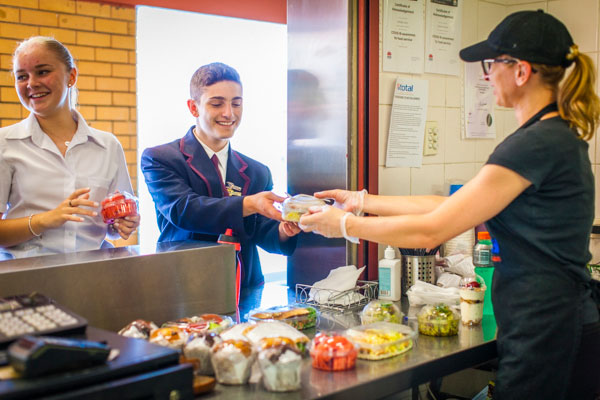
[295,280,379,312]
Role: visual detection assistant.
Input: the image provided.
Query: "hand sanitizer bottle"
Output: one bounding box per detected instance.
[379,246,401,301]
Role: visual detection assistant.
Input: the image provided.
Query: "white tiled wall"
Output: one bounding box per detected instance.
[378,0,600,212]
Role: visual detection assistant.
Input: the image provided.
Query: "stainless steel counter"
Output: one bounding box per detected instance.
[212,283,498,400]
[0,241,237,332]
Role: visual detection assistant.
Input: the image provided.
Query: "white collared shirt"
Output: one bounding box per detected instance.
[193,130,229,185]
[0,110,133,258]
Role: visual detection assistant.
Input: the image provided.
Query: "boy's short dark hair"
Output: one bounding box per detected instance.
[190,62,242,100]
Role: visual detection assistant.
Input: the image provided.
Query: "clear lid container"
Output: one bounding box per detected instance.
[149,326,188,349]
[242,321,310,353]
[118,319,158,339]
[247,305,318,330]
[458,274,486,291]
[257,338,302,392]
[360,300,403,325]
[416,303,460,337]
[282,194,326,222]
[101,190,138,224]
[345,322,415,360]
[163,314,233,334]
[309,332,357,371]
[212,339,254,358]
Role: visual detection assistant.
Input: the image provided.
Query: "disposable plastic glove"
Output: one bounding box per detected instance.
[299,205,359,243]
[314,189,367,216]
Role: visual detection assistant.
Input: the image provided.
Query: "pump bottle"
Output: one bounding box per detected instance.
[378,246,401,301]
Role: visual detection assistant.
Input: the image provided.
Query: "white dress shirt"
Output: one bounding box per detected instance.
[193,129,229,185]
[0,110,133,258]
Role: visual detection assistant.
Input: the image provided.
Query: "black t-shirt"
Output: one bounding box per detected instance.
[486,113,597,322]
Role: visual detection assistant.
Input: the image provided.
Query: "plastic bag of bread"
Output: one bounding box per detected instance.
[242,321,310,353]
[219,322,255,341]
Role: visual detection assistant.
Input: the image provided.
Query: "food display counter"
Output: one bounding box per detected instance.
[0,242,497,399]
[211,283,498,400]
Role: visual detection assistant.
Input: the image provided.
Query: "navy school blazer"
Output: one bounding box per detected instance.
[140,126,296,288]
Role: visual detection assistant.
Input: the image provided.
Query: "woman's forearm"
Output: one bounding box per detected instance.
[363,194,447,216]
[0,214,45,247]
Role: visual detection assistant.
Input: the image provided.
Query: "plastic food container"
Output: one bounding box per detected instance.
[248,305,318,330]
[360,300,403,325]
[257,339,302,392]
[309,332,357,371]
[118,319,158,340]
[183,332,222,375]
[148,326,188,349]
[211,339,256,385]
[458,275,486,326]
[101,191,138,224]
[345,322,415,360]
[239,321,310,353]
[416,304,459,337]
[282,194,326,222]
[163,314,233,334]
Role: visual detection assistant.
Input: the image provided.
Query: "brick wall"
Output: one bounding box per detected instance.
[0,0,137,245]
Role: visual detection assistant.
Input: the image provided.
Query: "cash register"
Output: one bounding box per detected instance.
[0,294,193,400]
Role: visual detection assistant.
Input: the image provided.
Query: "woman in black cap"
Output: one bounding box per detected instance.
[300,10,600,399]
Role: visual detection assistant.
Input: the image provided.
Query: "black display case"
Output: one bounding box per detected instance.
[0,327,194,400]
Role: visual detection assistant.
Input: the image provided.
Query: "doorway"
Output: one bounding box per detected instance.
[136,6,288,283]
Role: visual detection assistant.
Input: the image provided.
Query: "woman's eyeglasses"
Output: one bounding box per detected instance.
[481,58,518,75]
[481,58,537,75]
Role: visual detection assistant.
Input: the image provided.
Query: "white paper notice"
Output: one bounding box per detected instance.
[464,62,496,139]
[382,0,425,74]
[425,0,462,76]
[386,78,429,168]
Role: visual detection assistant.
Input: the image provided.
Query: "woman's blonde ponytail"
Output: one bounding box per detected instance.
[557,47,600,140]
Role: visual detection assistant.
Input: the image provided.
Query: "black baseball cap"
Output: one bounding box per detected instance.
[459,10,574,67]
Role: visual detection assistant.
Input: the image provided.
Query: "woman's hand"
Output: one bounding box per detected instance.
[113,214,140,240]
[37,188,99,230]
[314,189,366,215]
[278,221,301,241]
[299,205,346,238]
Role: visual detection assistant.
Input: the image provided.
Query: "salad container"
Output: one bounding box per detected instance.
[417,303,460,337]
[345,322,416,360]
[282,194,326,222]
[360,300,403,325]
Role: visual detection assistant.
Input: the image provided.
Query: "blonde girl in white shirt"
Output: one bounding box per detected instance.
[0,37,139,257]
